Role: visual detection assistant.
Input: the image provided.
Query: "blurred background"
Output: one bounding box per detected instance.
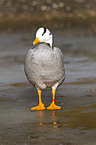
[0,0,96,32]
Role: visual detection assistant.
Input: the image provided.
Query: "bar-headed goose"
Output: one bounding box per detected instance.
[24,27,65,110]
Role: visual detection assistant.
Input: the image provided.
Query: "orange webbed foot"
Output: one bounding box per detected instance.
[31,103,45,111]
[47,102,61,110]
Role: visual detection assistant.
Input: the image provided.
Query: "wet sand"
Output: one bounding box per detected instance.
[0,30,96,145]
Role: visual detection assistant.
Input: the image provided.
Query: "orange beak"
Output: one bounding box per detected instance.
[33,37,40,45]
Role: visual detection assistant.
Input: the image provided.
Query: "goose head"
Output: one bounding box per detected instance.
[33,27,53,48]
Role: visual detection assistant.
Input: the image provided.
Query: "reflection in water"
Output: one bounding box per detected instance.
[38,111,44,126]
[57,104,96,130]
[38,110,59,128]
[37,104,96,131]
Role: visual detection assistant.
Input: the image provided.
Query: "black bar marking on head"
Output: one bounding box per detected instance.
[49,32,51,35]
[42,27,46,36]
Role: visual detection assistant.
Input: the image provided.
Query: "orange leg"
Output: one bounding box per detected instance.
[31,89,45,111]
[47,89,61,110]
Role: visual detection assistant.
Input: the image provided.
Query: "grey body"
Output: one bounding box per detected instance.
[24,43,65,89]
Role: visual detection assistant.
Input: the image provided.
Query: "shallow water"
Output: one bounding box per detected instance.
[0,31,96,145]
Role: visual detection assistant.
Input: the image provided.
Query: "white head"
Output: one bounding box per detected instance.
[33,27,53,48]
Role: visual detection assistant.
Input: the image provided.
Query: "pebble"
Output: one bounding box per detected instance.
[47,0,52,4]
[52,3,58,9]
[41,5,47,11]
[65,6,72,12]
[31,1,37,7]
[61,103,64,105]
[59,2,65,8]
